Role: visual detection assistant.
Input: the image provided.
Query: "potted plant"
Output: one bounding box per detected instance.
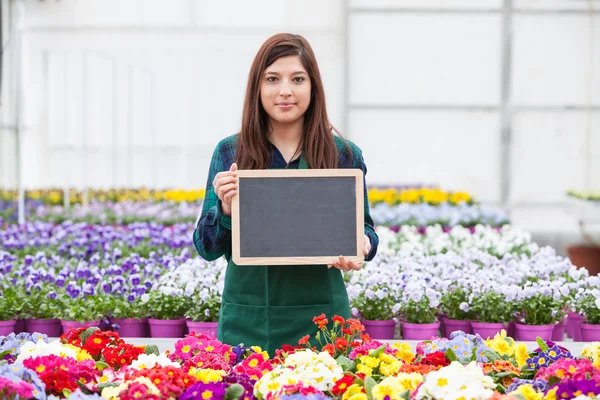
[56,288,105,333]
[142,290,190,338]
[350,284,399,339]
[440,287,474,336]
[514,286,564,341]
[0,286,19,335]
[470,290,515,339]
[399,284,441,339]
[185,290,221,336]
[111,293,149,338]
[24,288,62,337]
[575,288,600,341]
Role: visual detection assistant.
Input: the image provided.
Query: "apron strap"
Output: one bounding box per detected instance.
[298,152,308,170]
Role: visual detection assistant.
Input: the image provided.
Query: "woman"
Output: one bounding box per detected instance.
[193,33,378,355]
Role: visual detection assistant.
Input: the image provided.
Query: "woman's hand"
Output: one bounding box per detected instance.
[213,163,238,217]
[327,234,371,271]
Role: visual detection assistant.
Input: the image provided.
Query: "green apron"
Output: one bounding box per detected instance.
[217,153,352,356]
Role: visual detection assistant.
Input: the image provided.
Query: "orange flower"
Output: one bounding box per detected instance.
[347,319,365,332]
[298,335,310,345]
[323,344,335,356]
[335,338,348,350]
[332,316,346,326]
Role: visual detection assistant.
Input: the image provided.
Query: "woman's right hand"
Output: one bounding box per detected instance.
[213,163,238,217]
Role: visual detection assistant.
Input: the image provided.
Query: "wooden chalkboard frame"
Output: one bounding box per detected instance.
[231,169,364,266]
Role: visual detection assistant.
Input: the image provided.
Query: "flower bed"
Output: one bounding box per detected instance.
[2,319,600,400]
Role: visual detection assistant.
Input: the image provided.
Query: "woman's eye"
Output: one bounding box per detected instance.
[294,77,305,83]
[266,77,278,82]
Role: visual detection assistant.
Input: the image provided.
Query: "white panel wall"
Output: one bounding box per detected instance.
[11,0,344,190]
[1,0,599,238]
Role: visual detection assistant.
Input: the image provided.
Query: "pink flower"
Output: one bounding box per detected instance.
[0,377,34,399]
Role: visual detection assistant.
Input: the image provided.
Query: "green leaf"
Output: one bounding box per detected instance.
[399,389,411,400]
[97,382,120,390]
[336,355,356,372]
[536,337,549,353]
[145,345,160,356]
[370,344,387,358]
[483,350,502,362]
[79,327,100,345]
[95,361,110,371]
[445,348,458,362]
[493,371,517,378]
[224,384,245,400]
[364,376,377,400]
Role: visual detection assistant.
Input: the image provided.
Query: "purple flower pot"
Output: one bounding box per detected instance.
[13,319,26,334]
[362,320,396,339]
[27,319,62,337]
[580,324,600,341]
[567,312,584,339]
[60,320,100,334]
[402,322,440,340]
[515,323,554,341]
[443,319,473,337]
[471,322,507,340]
[116,318,148,338]
[551,321,567,342]
[186,320,219,337]
[0,320,16,336]
[148,318,186,338]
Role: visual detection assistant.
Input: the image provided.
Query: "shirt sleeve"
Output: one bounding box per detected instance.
[192,144,232,261]
[355,151,379,262]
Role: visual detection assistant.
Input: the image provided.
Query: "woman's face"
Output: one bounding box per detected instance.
[260,55,312,125]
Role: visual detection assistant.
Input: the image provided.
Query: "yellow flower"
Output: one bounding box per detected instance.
[342,384,368,400]
[514,343,529,367]
[361,355,380,368]
[511,384,543,400]
[488,339,514,357]
[374,373,423,397]
[544,387,558,400]
[189,368,225,383]
[63,344,93,361]
[391,342,415,363]
[356,363,373,376]
[379,360,401,377]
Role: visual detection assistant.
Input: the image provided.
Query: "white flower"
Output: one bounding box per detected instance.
[15,339,78,364]
[129,353,179,370]
[140,293,150,303]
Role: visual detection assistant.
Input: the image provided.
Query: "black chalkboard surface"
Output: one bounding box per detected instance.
[231,169,364,266]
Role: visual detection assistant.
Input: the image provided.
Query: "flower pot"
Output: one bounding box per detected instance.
[471,322,507,340]
[0,320,16,336]
[115,318,148,338]
[551,321,567,342]
[148,318,186,338]
[515,323,554,341]
[567,245,600,276]
[27,319,62,337]
[186,320,219,337]
[60,320,100,334]
[443,319,472,337]
[362,320,396,340]
[507,322,517,339]
[580,323,600,341]
[401,322,440,340]
[13,319,26,334]
[567,312,584,339]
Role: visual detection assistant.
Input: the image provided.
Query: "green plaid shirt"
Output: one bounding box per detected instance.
[193,134,379,262]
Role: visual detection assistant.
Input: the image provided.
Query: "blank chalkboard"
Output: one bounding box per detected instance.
[231,169,364,266]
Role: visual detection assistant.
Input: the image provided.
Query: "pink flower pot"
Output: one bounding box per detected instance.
[580,324,600,341]
[0,320,16,336]
[402,322,440,340]
[515,323,554,341]
[362,320,396,339]
[567,312,583,337]
[567,313,584,339]
[116,318,148,338]
[443,319,473,337]
[471,322,507,340]
[507,322,517,339]
[60,320,100,334]
[148,318,186,338]
[551,321,567,342]
[186,320,219,337]
[27,319,62,337]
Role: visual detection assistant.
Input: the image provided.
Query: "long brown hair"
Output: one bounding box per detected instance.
[236,33,340,169]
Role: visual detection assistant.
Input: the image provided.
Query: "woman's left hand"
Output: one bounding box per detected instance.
[327,234,371,271]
